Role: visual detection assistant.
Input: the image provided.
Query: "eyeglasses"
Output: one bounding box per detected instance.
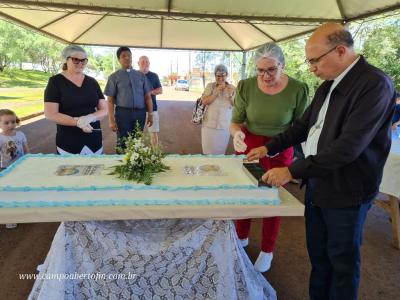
[68,57,88,65]
[305,46,337,66]
[256,66,280,76]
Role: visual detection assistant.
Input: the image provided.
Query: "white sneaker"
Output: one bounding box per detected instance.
[254,251,273,272]
[6,223,17,229]
[239,238,249,247]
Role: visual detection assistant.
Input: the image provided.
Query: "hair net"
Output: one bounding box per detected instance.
[62,45,87,61]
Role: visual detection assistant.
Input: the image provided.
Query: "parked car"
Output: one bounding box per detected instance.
[175,79,189,91]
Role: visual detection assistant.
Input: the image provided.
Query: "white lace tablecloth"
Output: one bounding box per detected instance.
[28,219,276,300]
[380,133,400,197]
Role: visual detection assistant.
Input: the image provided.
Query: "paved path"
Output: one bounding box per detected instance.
[20,99,210,155]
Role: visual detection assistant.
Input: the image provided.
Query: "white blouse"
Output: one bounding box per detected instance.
[202,82,235,130]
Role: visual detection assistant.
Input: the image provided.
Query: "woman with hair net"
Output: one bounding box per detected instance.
[43,45,107,154]
[230,42,309,272]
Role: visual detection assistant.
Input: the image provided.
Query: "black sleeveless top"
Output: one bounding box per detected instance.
[44,74,104,153]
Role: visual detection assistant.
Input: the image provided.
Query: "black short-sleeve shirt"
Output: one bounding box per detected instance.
[44,74,104,153]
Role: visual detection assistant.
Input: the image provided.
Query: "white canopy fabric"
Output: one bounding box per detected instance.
[1,0,399,51]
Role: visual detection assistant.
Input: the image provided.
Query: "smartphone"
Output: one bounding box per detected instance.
[242,162,272,188]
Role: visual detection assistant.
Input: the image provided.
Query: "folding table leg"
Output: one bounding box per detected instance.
[389,195,400,249]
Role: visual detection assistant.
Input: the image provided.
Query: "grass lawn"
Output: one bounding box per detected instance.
[12,102,44,119]
[0,88,44,118]
[0,69,50,88]
[0,69,108,118]
[0,69,49,118]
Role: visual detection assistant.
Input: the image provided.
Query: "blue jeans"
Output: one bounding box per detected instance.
[115,107,146,150]
[305,184,371,300]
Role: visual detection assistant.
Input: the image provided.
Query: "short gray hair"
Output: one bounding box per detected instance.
[214,64,228,75]
[62,45,87,61]
[254,43,285,66]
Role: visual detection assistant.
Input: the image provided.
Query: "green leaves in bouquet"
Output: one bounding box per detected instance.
[111,122,170,185]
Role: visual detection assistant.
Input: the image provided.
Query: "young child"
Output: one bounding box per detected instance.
[0,109,30,229]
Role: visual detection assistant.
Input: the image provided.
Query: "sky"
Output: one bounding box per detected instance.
[91,46,194,77]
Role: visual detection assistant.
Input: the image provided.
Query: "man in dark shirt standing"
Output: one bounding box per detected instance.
[105,47,153,150]
[247,23,395,300]
[138,56,163,148]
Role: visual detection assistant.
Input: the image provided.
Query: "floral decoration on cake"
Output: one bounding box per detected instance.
[111,124,169,185]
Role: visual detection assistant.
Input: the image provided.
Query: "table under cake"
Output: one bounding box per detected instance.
[1,154,303,300]
[376,133,400,249]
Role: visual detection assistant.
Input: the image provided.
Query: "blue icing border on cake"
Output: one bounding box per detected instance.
[0,197,280,209]
[0,153,263,193]
[0,184,269,192]
[0,154,30,177]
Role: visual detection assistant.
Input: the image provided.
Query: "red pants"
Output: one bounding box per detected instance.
[236,128,293,252]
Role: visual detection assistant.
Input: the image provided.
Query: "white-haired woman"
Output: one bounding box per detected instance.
[201,64,235,154]
[230,43,309,272]
[44,45,107,154]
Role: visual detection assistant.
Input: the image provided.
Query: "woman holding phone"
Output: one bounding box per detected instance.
[200,64,236,154]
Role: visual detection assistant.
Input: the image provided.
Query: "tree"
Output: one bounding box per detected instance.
[361,21,400,90]
[0,20,26,71]
[194,51,222,88]
[0,19,65,73]
[85,49,115,77]
[281,39,321,97]
[26,35,64,73]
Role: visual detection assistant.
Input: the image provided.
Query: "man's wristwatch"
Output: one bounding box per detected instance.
[148,112,154,116]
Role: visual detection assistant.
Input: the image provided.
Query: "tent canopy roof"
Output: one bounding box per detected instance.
[1,0,399,51]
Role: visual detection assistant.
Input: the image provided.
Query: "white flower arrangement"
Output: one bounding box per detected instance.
[111,124,169,185]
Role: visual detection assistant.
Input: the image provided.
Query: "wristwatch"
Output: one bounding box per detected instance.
[148,112,154,116]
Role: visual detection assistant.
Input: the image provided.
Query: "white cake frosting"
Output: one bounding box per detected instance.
[0,154,280,209]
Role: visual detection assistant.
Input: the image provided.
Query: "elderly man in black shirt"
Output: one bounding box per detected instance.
[248,23,395,300]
